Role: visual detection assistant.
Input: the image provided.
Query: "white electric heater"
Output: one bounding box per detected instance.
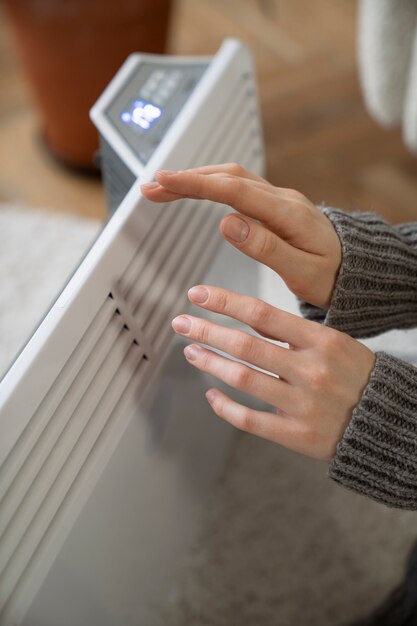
[0,39,264,626]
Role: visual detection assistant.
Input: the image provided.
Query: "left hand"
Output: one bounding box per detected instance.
[171,285,376,461]
[141,164,341,309]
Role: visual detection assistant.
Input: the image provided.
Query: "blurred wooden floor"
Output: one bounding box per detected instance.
[1,0,417,222]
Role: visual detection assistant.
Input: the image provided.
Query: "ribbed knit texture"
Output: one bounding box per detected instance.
[300,208,417,338]
[329,352,417,509]
[300,209,417,509]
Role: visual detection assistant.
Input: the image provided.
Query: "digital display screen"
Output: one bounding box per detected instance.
[105,61,208,164]
[120,99,162,131]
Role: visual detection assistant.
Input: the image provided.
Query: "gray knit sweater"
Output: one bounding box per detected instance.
[300,209,417,509]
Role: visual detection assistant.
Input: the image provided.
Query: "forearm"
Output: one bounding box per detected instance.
[329,351,417,509]
[300,209,417,337]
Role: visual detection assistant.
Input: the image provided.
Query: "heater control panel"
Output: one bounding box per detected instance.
[105,61,209,165]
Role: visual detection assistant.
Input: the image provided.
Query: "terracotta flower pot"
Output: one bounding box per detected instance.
[4,0,172,171]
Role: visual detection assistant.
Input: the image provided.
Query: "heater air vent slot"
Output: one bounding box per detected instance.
[107,290,154,361]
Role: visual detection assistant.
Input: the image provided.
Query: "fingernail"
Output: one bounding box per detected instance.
[172,315,191,334]
[188,286,209,304]
[141,181,160,189]
[184,344,201,361]
[206,389,217,403]
[156,169,177,177]
[222,216,249,243]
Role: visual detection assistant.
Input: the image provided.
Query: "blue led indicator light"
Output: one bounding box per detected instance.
[121,100,162,131]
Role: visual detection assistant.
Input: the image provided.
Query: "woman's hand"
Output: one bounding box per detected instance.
[171,285,375,461]
[141,163,341,309]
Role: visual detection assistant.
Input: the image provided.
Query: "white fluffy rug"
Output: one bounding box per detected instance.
[2,205,417,626]
[0,204,101,379]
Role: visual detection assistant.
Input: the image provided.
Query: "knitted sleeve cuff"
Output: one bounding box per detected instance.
[300,209,417,338]
[329,351,417,509]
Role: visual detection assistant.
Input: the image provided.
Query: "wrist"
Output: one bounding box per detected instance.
[329,351,417,509]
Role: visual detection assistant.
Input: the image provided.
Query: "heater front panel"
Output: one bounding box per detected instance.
[0,40,264,626]
[21,239,261,626]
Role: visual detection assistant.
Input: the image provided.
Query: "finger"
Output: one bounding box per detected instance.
[141,168,273,204]
[141,175,273,206]
[187,285,317,348]
[171,314,294,380]
[141,163,270,202]
[181,163,269,183]
[219,213,309,282]
[151,169,290,227]
[184,344,294,410]
[140,181,184,202]
[205,387,300,449]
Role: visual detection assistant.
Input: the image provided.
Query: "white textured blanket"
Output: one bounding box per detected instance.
[358,0,417,152]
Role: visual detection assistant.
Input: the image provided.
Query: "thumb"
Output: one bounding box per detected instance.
[220,214,308,286]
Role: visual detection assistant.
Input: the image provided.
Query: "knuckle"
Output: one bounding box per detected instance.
[200,348,212,370]
[226,162,246,177]
[285,188,307,203]
[234,332,256,360]
[249,300,271,328]
[257,228,278,259]
[229,178,245,205]
[213,288,229,314]
[319,328,341,354]
[193,172,205,197]
[300,353,331,390]
[231,363,252,388]
[309,364,331,390]
[236,407,256,433]
[198,321,211,346]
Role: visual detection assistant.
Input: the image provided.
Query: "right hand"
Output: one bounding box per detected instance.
[141,163,342,309]
[170,284,375,461]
